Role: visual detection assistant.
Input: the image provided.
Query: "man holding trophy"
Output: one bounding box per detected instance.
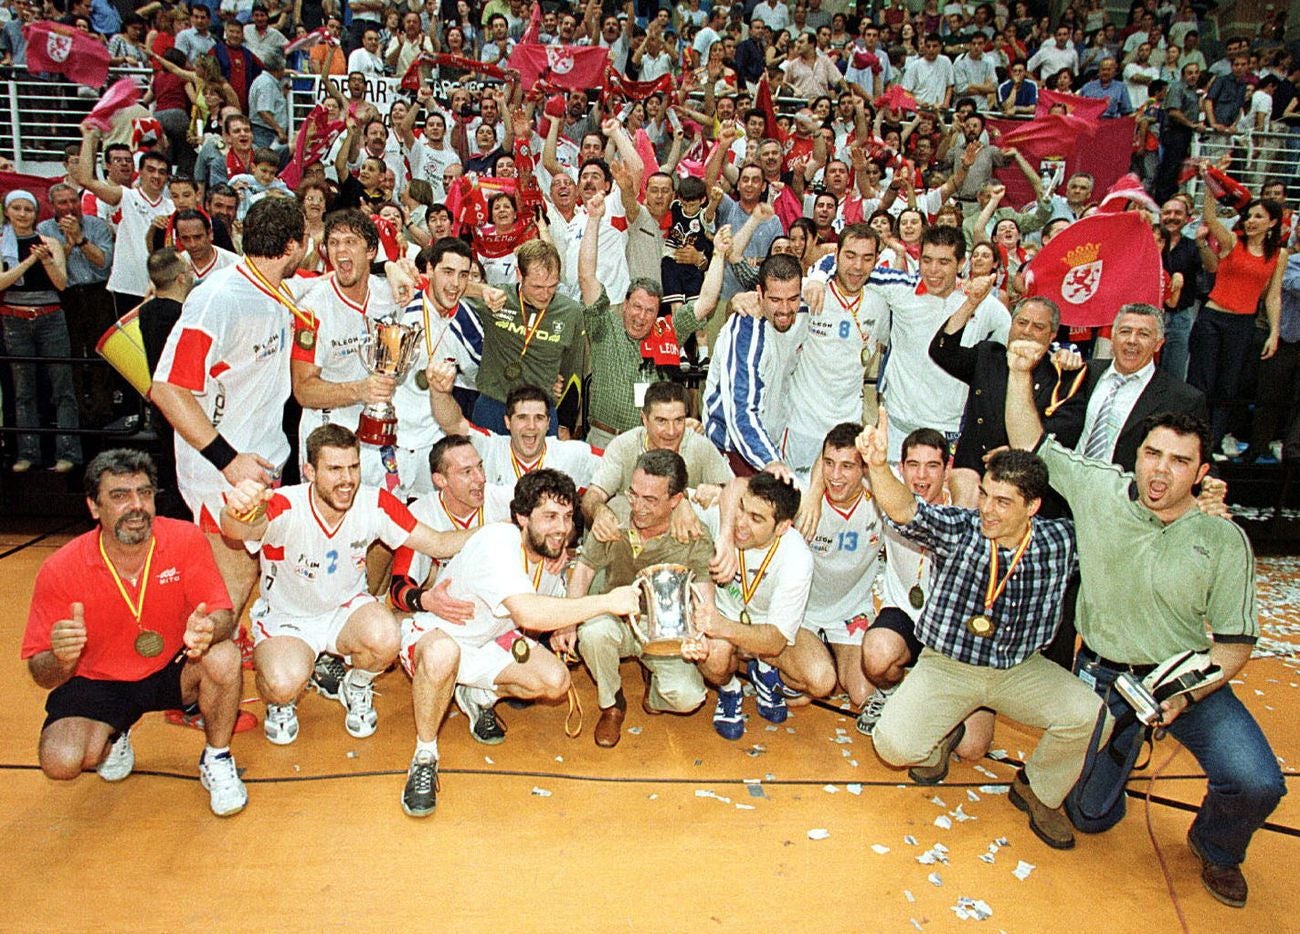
[556,449,719,748]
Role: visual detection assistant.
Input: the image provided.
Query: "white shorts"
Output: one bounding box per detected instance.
[249,591,375,657]
[400,617,535,691]
[801,611,872,647]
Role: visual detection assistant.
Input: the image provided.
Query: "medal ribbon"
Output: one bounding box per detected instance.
[239,258,317,331]
[440,492,482,530]
[521,544,544,590]
[514,300,548,368]
[1044,357,1088,417]
[828,278,869,345]
[982,525,1033,613]
[420,294,455,361]
[738,537,782,607]
[510,446,544,480]
[99,534,156,631]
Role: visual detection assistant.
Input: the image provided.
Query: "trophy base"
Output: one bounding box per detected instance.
[357,413,398,448]
[640,639,685,657]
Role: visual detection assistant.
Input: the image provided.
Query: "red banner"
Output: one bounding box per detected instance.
[988,116,1136,210]
[507,44,608,93]
[1025,210,1162,327]
[1035,88,1109,121]
[0,172,56,220]
[24,21,109,88]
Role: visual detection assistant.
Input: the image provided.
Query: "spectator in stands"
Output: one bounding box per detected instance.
[214,16,263,114]
[243,3,287,62]
[248,49,290,151]
[1078,57,1134,116]
[902,33,955,109]
[1025,24,1078,82]
[173,4,217,64]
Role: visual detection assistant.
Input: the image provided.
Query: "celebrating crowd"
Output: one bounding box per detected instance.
[10,0,1298,912]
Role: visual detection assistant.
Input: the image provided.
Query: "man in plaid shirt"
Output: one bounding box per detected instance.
[860,408,1104,851]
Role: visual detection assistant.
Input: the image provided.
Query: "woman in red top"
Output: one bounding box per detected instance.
[1187,173,1288,452]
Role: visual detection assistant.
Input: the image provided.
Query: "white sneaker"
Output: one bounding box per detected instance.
[96,731,134,782]
[264,702,299,745]
[199,750,248,817]
[856,685,897,737]
[340,673,378,738]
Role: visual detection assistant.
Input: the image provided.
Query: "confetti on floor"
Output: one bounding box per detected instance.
[531,787,552,797]
[1013,860,1036,881]
[808,828,830,840]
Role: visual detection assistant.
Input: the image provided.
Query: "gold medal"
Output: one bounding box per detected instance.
[511,636,531,663]
[504,361,523,381]
[296,328,316,351]
[415,369,429,390]
[134,628,165,657]
[908,585,925,610]
[861,345,872,367]
[967,614,995,638]
[739,608,752,626]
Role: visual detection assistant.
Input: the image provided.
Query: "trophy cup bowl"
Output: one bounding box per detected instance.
[626,563,702,657]
[356,317,425,447]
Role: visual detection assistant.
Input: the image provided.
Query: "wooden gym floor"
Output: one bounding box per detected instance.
[0,521,1296,933]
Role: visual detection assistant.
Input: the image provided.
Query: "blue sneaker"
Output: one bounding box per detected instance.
[749,659,789,723]
[713,685,745,740]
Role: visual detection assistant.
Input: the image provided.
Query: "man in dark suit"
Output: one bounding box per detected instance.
[1078,303,1208,472]
[930,294,1090,505]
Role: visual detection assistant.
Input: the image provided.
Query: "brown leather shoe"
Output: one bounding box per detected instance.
[1009,771,1075,850]
[594,705,625,747]
[1188,832,1248,907]
[908,722,966,785]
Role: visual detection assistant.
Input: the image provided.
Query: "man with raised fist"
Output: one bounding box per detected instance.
[21,449,248,817]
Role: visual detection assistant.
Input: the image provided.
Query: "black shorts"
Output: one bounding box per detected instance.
[870,606,925,666]
[44,652,188,733]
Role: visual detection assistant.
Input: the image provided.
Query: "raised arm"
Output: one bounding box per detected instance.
[1003,339,1046,449]
[858,409,916,526]
[72,127,124,206]
[578,193,603,305]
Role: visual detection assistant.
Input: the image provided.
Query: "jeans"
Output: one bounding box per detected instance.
[1187,307,1257,448]
[1,309,82,464]
[1248,338,1300,458]
[1067,656,1285,866]
[1159,302,1196,382]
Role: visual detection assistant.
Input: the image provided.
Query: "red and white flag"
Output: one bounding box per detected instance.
[285,26,331,54]
[24,20,109,88]
[519,1,543,45]
[507,44,608,93]
[1025,210,1163,327]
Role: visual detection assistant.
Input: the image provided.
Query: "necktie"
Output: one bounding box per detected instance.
[1083,373,1138,461]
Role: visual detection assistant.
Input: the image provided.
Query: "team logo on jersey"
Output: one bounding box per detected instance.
[294,555,320,581]
[46,30,73,63]
[1060,242,1102,305]
[156,567,180,585]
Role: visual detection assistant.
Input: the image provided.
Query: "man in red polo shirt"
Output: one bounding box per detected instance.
[21,449,248,817]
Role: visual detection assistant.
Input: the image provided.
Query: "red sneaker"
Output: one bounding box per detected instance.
[164,708,260,733]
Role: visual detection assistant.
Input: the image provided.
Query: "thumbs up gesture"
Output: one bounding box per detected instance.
[50,603,88,666]
[184,602,215,659]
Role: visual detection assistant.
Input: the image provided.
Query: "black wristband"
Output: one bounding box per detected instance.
[407,586,427,613]
[200,434,238,471]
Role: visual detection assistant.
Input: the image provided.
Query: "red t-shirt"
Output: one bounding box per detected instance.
[22,518,233,682]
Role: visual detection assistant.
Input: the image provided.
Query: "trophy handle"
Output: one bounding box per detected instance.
[687,582,708,641]
[623,576,652,644]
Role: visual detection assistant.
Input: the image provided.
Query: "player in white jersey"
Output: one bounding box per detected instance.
[694,473,830,740]
[152,197,310,629]
[72,127,175,313]
[798,424,884,710]
[389,434,513,614]
[290,210,401,488]
[858,227,1010,461]
[220,425,473,748]
[174,209,239,288]
[784,226,885,476]
[427,362,598,493]
[702,253,806,479]
[396,469,639,816]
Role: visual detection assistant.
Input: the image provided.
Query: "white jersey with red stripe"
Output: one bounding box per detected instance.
[407,522,566,649]
[250,482,417,622]
[81,189,121,230]
[880,514,936,623]
[183,246,240,287]
[804,491,883,628]
[292,274,398,456]
[469,429,598,493]
[394,484,513,590]
[106,187,175,297]
[557,189,629,304]
[153,261,306,518]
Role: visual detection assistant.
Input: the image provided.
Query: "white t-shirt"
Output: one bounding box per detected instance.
[558,189,630,304]
[182,245,240,287]
[154,261,302,502]
[805,491,883,627]
[107,187,175,297]
[250,482,417,621]
[407,137,461,199]
[902,55,956,106]
[1123,61,1160,109]
[697,504,813,645]
[864,267,1010,434]
[469,429,599,493]
[400,484,513,589]
[880,507,935,622]
[413,521,567,648]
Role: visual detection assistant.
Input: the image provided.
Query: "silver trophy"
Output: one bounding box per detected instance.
[356,317,425,447]
[625,563,704,657]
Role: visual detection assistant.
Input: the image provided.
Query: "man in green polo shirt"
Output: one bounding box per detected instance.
[583,219,733,449]
[1003,338,1283,909]
[466,224,604,434]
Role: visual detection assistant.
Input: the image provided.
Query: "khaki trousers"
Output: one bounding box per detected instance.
[873,648,1104,808]
[578,614,706,713]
